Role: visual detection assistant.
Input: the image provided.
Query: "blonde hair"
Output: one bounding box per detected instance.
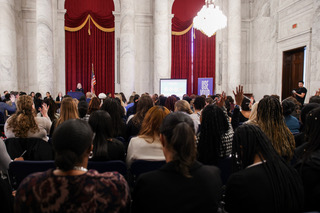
[246,102,258,125]
[55,97,79,127]
[175,100,193,114]
[7,95,39,137]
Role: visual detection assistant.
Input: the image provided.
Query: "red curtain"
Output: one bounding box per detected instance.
[171,18,193,95]
[193,30,216,94]
[65,0,115,95]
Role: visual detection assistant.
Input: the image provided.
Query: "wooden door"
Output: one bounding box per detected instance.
[282,47,305,100]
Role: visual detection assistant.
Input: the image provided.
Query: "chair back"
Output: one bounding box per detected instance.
[5,138,54,160]
[8,160,55,189]
[217,157,232,185]
[129,160,166,186]
[87,160,127,176]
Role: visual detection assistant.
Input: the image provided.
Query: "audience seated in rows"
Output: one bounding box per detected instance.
[14,119,129,212]
[225,124,304,213]
[126,106,170,167]
[5,95,51,142]
[132,112,222,213]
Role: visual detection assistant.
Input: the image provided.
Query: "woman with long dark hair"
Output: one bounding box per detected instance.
[197,104,233,165]
[225,124,304,213]
[295,106,320,211]
[126,95,153,138]
[132,112,222,212]
[88,110,125,162]
[100,98,126,139]
[257,96,295,160]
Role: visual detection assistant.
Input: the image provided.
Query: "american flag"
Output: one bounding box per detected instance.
[91,63,96,94]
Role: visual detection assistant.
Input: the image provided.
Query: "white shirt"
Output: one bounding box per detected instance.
[126,135,165,167]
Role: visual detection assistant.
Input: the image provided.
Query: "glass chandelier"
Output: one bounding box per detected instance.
[193,0,227,37]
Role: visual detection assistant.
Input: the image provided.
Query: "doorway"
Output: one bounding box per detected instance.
[282,47,305,100]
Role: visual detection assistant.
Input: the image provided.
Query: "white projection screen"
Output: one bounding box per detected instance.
[160,79,187,98]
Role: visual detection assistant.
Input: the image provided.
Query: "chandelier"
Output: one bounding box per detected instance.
[193,0,227,37]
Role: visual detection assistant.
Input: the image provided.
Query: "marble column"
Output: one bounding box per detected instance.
[120,0,135,98]
[0,0,18,92]
[36,0,54,95]
[154,0,170,95]
[227,0,241,94]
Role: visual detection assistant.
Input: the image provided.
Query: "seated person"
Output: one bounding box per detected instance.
[4,95,51,142]
[225,124,304,213]
[282,99,300,134]
[126,106,170,167]
[14,119,129,213]
[132,112,222,213]
[295,106,320,212]
[88,110,125,162]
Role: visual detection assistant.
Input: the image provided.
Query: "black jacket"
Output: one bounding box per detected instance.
[132,161,222,213]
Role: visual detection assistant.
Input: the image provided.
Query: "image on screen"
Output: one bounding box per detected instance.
[160,79,187,98]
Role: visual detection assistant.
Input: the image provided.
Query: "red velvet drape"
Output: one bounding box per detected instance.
[65,0,115,95]
[193,30,216,94]
[171,18,193,95]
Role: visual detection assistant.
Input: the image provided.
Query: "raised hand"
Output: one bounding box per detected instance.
[217,91,227,108]
[233,85,244,106]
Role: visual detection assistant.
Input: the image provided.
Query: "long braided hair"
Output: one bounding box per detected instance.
[257,96,295,160]
[7,95,39,137]
[232,124,304,212]
[198,105,229,165]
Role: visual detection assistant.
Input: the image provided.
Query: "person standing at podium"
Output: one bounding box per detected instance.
[76,83,84,93]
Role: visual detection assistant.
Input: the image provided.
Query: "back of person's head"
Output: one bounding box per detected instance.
[205,97,214,105]
[164,96,177,111]
[88,110,114,160]
[139,106,170,141]
[226,96,234,104]
[282,99,295,117]
[88,97,101,115]
[35,92,42,100]
[43,98,58,121]
[56,97,79,127]
[101,98,125,137]
[78,101,88,118]
[34,99,43,113]
[120,92,127,103]
[193,96,205,110]
[4,93,10,100]
[303,107,320,159]
[160,112,196,178]
[159,96,167,106]
[241,97,251,111]
[7,95,39,137]
[174,100,193,114]
[309,95,320,104]
[198,104,230,165]
[232,124,304,212]
[86,92,92,99]
[300,103,320,125]
[128,95,134,104]
[132,95,154,126]
[183,96,191,103]
[53,119,93,171]
[271,94,280,101]
[257,96,295,160]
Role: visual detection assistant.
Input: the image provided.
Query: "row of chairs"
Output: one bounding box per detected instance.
[8,160,166,190]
